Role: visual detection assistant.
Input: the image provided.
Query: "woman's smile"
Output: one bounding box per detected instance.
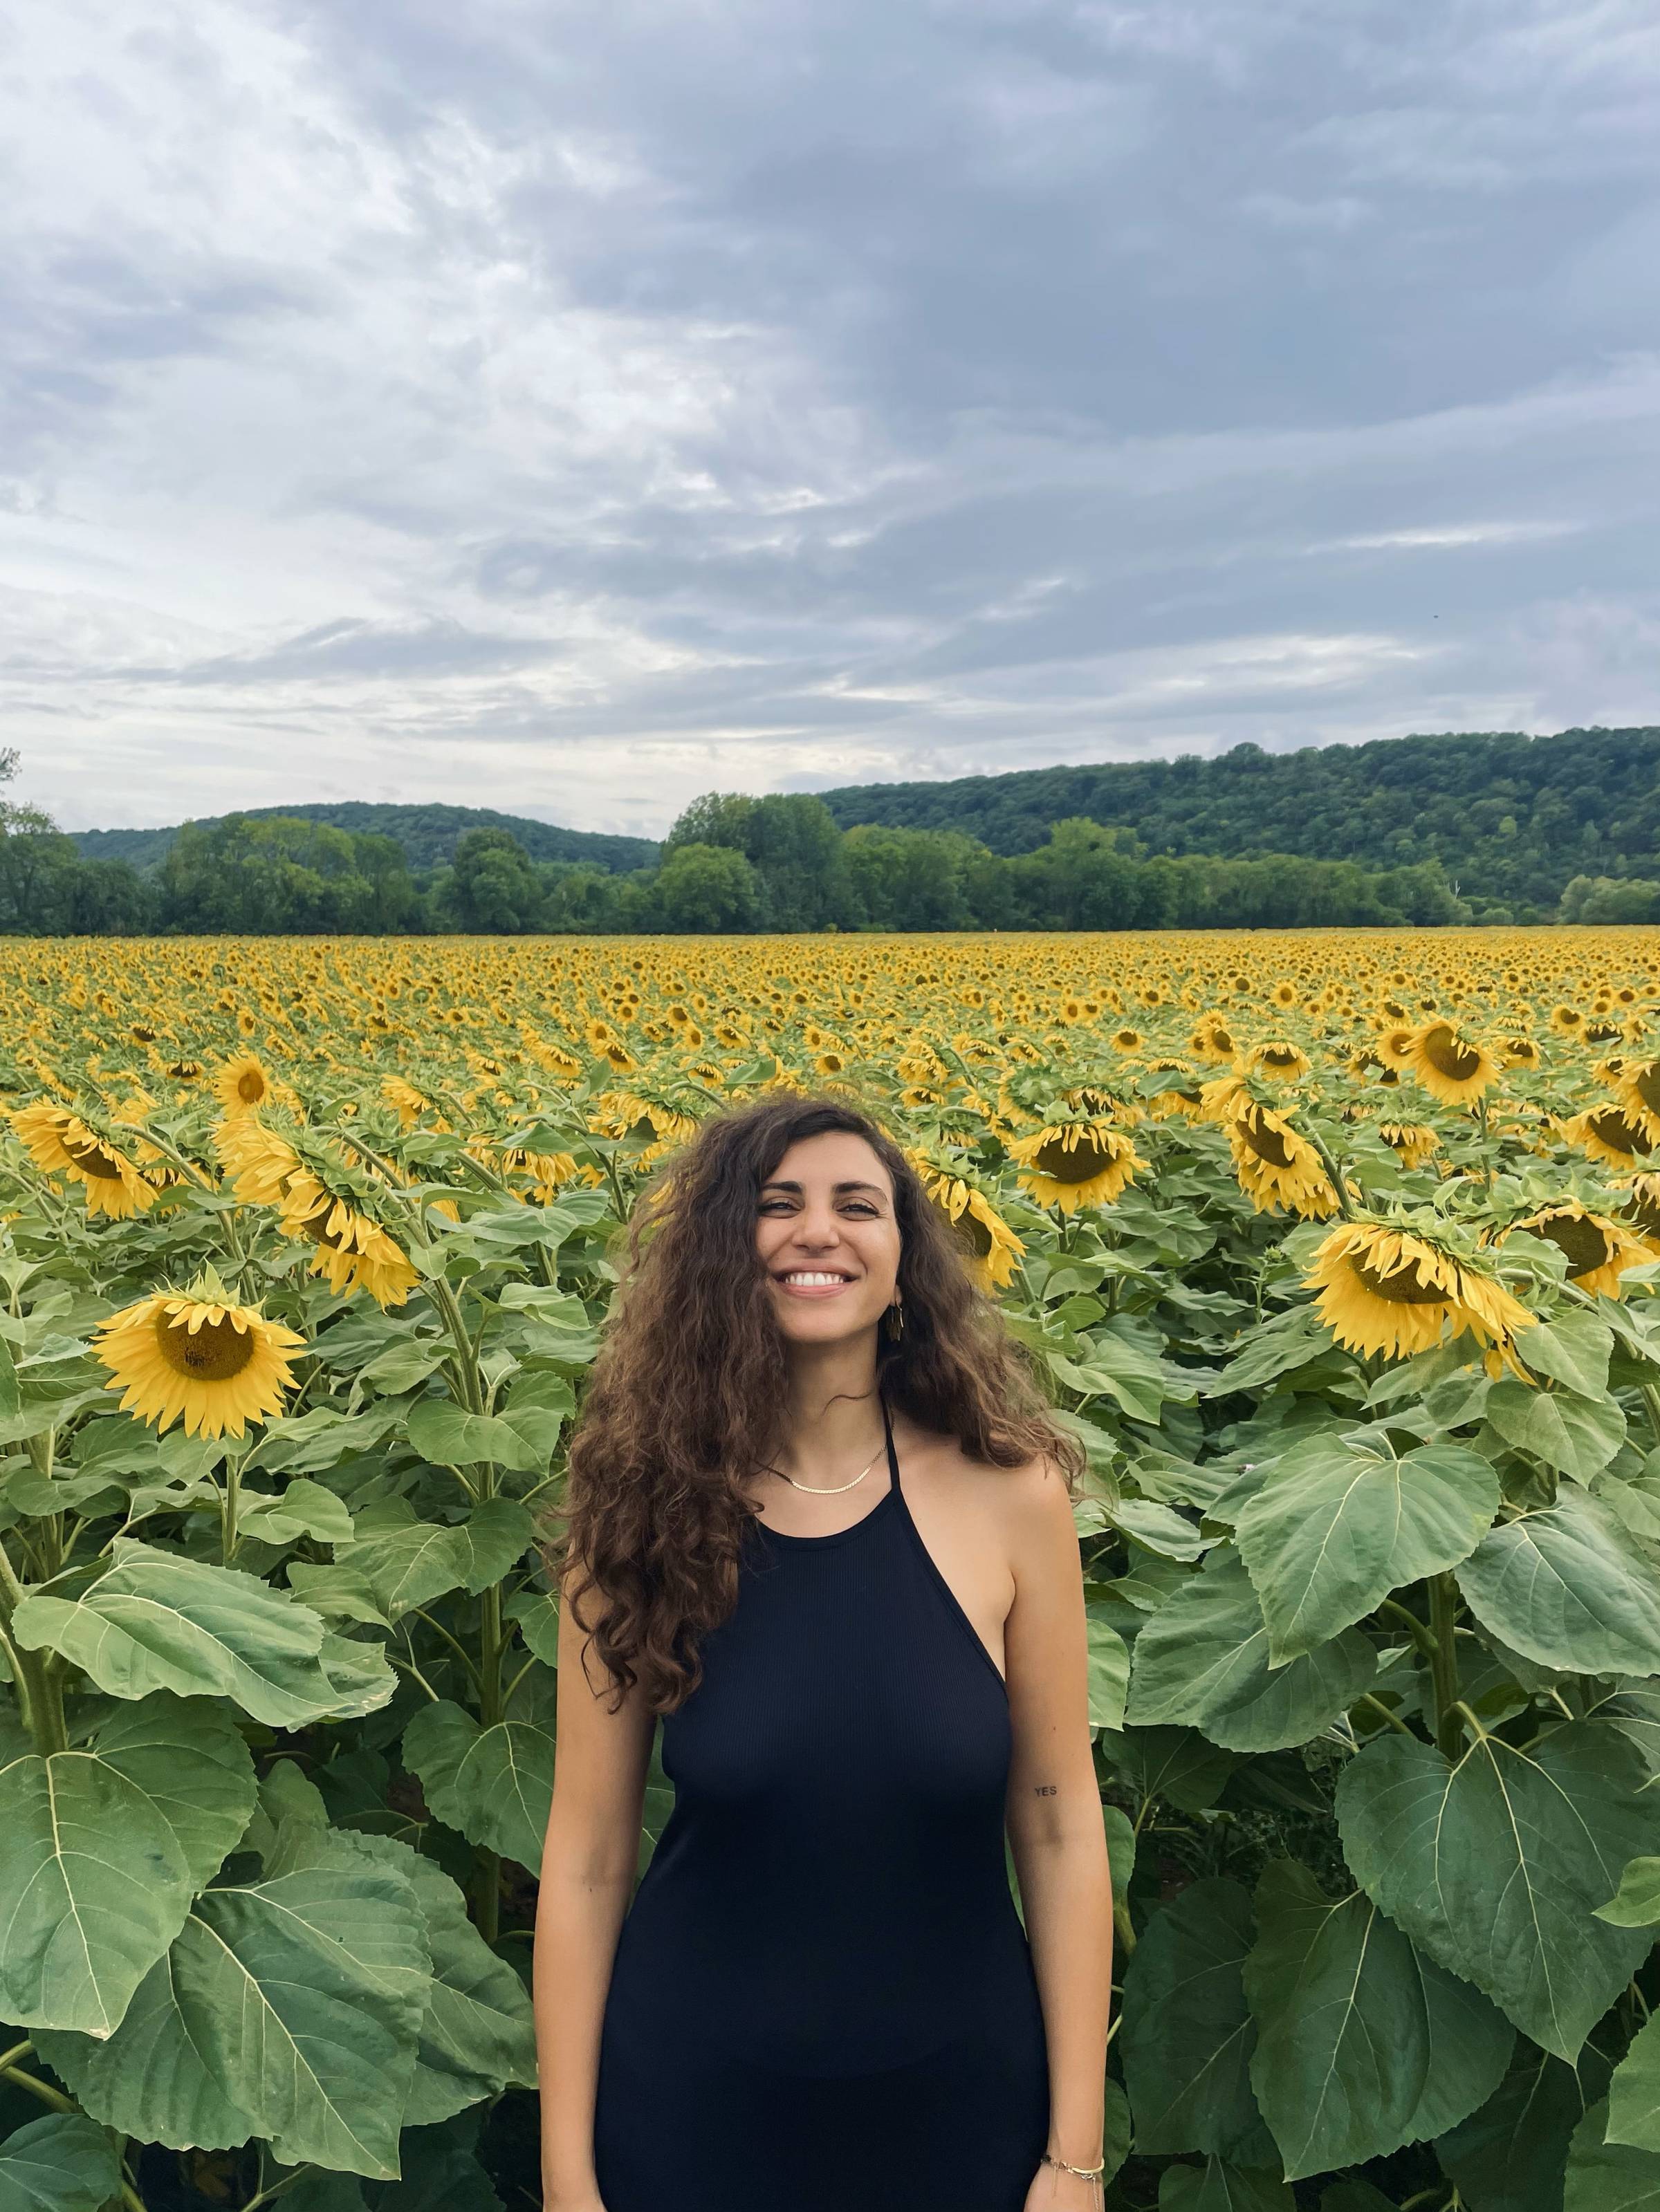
[775,1266,858,1298]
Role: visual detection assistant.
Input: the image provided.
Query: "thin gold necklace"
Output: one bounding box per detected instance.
[766,1433,888,1495]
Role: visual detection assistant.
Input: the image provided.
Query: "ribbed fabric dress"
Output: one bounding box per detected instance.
[591,1398,1049,2211]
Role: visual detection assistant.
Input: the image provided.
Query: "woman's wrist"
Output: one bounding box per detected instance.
[1043,2144,1105,2171]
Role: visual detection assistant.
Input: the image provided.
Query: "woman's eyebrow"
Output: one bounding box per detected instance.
[758,1178,889,1197]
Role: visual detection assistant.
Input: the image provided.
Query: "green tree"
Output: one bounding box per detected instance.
[160,815,415,933]
[652,842,760,931]
[842,825,978,930]
[436,829,545,933]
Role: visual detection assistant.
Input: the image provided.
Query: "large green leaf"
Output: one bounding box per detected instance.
[1565,2101,1660,2210]
[1437,2038,1613,2212]
[1243,1859,1511,2179]
[457,1498,537,1595]
[0,2115,122,2212]
[1127,1548,1375,1752]
[1233,1438,1497,1662]
[0,1691,255,2035]
[1157,2162,1295,2212]
[1596,1856,1660,1928]
[236,1478,356,1548]
[1118,1878,1272,2162]
[41,1850,430,2173]
[1336,1723,1660,2059]
[405,1401,545,1473]
[37,1949,257,2152]
[330,1524,474,1622]
[1610,2015,1660,2155]
[402,1699,555,1870]
[12,1539,389,1725]
[1486,1379,1626,1480]
[272,1825,536,2124]
[1516,1312,1614,1399]
[1098,1727,1241,1814]
[1086,1609,1130,1729]
[1456,1494,1660,1677]
[157,1859,425,2175]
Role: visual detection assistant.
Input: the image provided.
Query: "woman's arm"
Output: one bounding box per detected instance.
[1002,1459,1115,2197]
[533,1557,657,2211]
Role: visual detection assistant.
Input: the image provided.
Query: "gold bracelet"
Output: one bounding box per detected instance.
[1042,2150,1105,2180]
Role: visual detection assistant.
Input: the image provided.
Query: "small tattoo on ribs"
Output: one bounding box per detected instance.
[1033,1783,1058,1796]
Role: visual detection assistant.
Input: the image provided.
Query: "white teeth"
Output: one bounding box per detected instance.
[782,1272,848,1286]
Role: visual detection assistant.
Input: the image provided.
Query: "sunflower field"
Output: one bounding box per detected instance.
[6,927,1660,2212]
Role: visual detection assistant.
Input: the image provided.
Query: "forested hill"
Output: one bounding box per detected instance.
[71,801,658,875]
[818,726,1660,909]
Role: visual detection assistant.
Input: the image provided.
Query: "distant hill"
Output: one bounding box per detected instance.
[819,726,1660,913]
[71,801,658,876]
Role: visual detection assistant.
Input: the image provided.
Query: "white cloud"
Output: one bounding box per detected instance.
[0,0,1656,838]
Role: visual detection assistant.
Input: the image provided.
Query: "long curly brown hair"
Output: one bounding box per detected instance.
[547,1092,1085,1716]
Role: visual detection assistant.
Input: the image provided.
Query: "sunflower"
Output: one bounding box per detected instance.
[1189,1016,1239,1063]
[1376,1122,1441,1171]
[95,1280,306,1438]
[1374,1027,1420,1074]
[382,1075,445,1131]
[216,1053,274,1116]
[1227,1103,1340,1218]
[12,1104,158,1219]
[1306,1223,1537,1370]
[1561,1106,1656,1171]
[909,1155,1025,1291]
[277,1169,420,1307]
[1408,1023,1499,1108]
[1007,1120,1145,1214]
[1623,1174,1660,1247]
[1497,1037,1541,1070]
[214,1113,304,1205]
[1612,1058,1660,1143]
[1247,1040,1312,1082]
[1506,1203,1652,1299]
[1142,1061,1204,1121]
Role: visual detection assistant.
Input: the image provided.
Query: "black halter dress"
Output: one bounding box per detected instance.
[591,1400,1050,2211]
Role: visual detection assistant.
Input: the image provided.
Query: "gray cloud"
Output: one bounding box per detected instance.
[1,0,1657,839]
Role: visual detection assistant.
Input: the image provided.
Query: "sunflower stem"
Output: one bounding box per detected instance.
[1304,1126,1354,1220]
[0,2056,75,2113]
[1359,1692,1416,1740]
[132,1123,216,1192]
[1428,1574,1464,1758]
[1641,1382,1660,1452]
[427,1276,485,1415]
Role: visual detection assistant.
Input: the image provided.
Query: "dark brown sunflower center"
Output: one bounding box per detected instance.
[1352,1254,1450,1305]
[1626,1191,1660,1236]
[236,1070,265,1104]
[1421,1026,1482,1081]
[1533,1213,1612,1276]
[64,1137,126,1180]
[1634,1063,1660,1116]
[1239,1112,1293,1167]
[1588,1108,1652,1158]
[1033,1131,1113,1183]
[935,1199,995,1258]
[155,1311,256,1382]
[1260,1047,1301,1070]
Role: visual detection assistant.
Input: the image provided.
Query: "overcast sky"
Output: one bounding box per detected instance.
[4,0,1659,838]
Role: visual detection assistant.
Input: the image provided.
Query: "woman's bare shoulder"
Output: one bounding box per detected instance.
[895,1416,1073,1532]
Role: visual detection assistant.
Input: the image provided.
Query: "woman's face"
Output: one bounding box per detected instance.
[755,1130,902,1349]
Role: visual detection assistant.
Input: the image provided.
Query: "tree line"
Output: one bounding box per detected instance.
[2,773,1480,936]
[817,725,1660,922]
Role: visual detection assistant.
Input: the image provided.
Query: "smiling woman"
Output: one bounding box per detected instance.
[533,1095,1113,2212]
